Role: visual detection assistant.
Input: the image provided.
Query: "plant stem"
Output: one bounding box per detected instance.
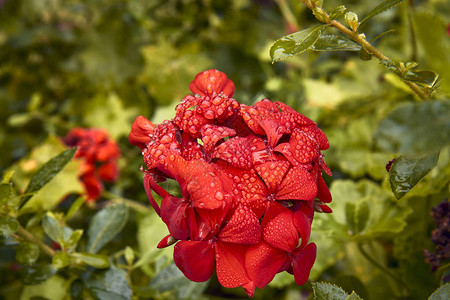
[357,243,408,290]
[299,0,429,100]
[15,226,56,257]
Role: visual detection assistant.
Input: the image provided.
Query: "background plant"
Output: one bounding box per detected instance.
[1,0,449,299]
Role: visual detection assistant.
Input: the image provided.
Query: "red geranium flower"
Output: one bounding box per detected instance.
[130,69,332,297]
[63,128,120,202]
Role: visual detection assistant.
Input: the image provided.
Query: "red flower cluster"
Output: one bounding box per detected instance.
[129,70,332,296]
[64,128,120,202]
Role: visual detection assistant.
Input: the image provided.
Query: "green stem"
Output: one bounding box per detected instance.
[299,0,429,100]
[15,226,56,257]
[276,0,300,30]
[357,243,408,290]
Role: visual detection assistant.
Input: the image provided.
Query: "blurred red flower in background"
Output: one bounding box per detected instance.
[129,69,332,297]
[64,128,120,202]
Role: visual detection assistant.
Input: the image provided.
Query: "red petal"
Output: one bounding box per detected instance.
[292,242,317,285]
[218,161,267,218]
[189,69,235,97]
[201,124,236,155]
[97,161,119,182]
[299,125,329,150]
[161,195,189,240]
[143,173,161,216]
[177,160,230,210]
[293,210,311,248]
[239,104,265,135]
[255,161,290,195]
[129,116,155,149]
[263,210,298,252]
[276,167,317,201]
[245,242,288,288]
[275,128,320,166]
[214,136,263,169]
[174,240,215,282]
[259,119,286,148]
[274,101,315,128]
[81,171,103,202]
[215,242,251,289]
[242,281,256,298]
[219,205,261,245]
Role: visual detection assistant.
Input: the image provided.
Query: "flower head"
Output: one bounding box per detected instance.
[130,69,332,296]
[64,128,120,202]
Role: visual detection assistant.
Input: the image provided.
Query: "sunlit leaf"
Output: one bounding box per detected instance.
[429,283,450,300]
[52,252,70,269]
[82,267,132,300]
[24,148,77,199]
[16,242,40,265]
[402,70,439,88]
[375,101,450,155]
[314,180,412,241]
[270,25,327,62]
[87,203,128,254]
[20,264,56,285]
[11,135,83,214]
[312,282,360,300]
[42,213,62,243]
[64,229,83,252]
[71,252,110,269]
[389,153,439,199]
[65,196,85,221]
[311,35,361,51]
[21,275,69,300]
[149,263,209,299]
[359,0,407,28]
[0,215,19,238]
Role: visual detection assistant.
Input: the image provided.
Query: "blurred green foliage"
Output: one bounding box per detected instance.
[1,0,449,299]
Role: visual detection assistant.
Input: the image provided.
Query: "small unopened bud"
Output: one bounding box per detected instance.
[157,235,178,248]
[345,11,359,32]
[312,7,329,23]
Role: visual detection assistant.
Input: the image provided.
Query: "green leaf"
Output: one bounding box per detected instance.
[20,264,56,285]
[64,196,85,221]
[13,135,83,214]
[312,282,352,300]
[124,246,135,266]
[355,201,370,233]
[389,154,439,199]
[149,263,209,299]
[71,252,110,269]
[16,241,40,265]
[270,25,327,62]
[24,148,77,197]
[329,5,347,20]
[347,291,363,300]
[52,252,70,269]
[311,35,361,52]
[402,70,439,88]
[82,267,132,300]
[359,0,407,28]
[42,213,62,243]
[375,101,450,155]
[429,283,450,300]
[21,275,70,300]
[87,203,128,253]
[0,215,19,238]
[64,229,83,252]
[314,180,412,241]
